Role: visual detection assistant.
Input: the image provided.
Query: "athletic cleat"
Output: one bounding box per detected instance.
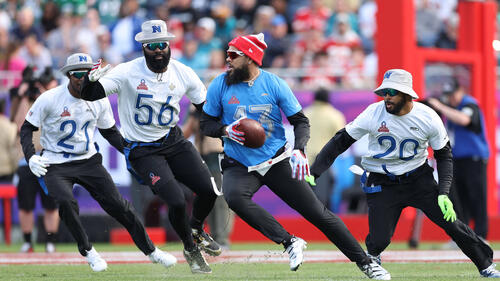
[367,253,382,265]
[85,247,107,272]
[45,242,56,253]
[480,263,500,278]
[148,247,177,268]
[358,261,391,280]
[183,246,212,274]
[20,242,33,253]
[192,228,222,256]
[285,236,307,271]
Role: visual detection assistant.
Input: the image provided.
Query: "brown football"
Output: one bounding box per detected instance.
[237,118,266,148]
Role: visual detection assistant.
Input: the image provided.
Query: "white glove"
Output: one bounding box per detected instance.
[28,155,50,177]
[224,117,245,145]
[289,149,310,181]
[88,59,111,82]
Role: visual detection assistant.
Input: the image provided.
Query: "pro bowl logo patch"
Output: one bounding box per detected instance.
[377,121,389,132]
[149,172,161,185]
[60,107,71,117]
[137,79,148,90]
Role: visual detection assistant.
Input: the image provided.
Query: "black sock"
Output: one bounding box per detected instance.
[190,218,203,232]
[46,232,57,243]
[23,233,32,244]
[282,235,294,250]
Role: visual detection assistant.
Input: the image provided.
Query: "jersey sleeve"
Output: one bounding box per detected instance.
[345,104,375,140]
[275,76,301,117]
[428,109,449,150]
[203,75,223,118]
[96,98,116,129]
[183,65,207,105]
[25,93,49,128]
[99,63,126,96]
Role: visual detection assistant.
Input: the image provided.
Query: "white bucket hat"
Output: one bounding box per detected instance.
[60,53,93,76]
[135,20,175,43]
[374,69,419,99]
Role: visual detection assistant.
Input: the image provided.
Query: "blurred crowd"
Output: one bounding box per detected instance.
[0,0,466,94]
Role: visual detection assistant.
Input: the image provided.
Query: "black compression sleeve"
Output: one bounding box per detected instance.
[200,111,225,138]
[434,141,453,195]
[98,125,124,153]
[310,128,356,178]
[81,75,106,101]
[20,120,38,162]
[287,110,310,152]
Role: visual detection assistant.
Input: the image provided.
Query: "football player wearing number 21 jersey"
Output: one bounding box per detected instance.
[20,53,176,272]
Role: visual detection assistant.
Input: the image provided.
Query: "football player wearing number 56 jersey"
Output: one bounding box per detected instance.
[200,33,390,280]
[310,69,500,278]
[80,20,220,274]
[19,53,177,272]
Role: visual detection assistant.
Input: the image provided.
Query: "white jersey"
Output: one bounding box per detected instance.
[25,84,115,164]
[99,57,206,142]
[346,101,449,175]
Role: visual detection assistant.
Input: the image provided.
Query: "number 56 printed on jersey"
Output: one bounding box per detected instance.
[134,94,174,126]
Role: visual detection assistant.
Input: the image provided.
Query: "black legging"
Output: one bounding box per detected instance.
[222,159,371,265]
[44,154,155,256]
[129,139,217,249]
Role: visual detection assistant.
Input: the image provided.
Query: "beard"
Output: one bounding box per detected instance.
[225,63,251,86]
[385,96,407,115]
[144,48,171,73]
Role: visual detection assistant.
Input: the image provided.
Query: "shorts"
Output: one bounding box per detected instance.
[17,165,58,211]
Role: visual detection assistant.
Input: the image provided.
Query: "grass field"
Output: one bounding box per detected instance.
[1,242,499,280]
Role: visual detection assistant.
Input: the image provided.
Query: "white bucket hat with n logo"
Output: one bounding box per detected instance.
[135,20,175,43]
[60,53,93,75]
[374,69,419,99]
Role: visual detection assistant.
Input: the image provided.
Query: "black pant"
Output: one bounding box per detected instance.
[17,165,58,210]
[44,153,155,256]
[365,163,493,271]
[452,158,488,238]
[128,136,217,249]
[222,158,371,265]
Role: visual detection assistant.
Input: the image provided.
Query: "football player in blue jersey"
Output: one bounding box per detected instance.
[200,33,390,280]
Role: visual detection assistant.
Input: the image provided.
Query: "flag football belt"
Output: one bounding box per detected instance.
[359,170,381,194]
[247,143,291,174]
[123,137,166,184]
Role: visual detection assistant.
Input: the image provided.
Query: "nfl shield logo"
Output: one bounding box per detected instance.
[152,25,161,33]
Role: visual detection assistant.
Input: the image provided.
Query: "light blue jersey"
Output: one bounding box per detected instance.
[203,70,301,167]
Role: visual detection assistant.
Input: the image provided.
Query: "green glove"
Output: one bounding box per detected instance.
[305,175,316,187]
[438,195,457,222]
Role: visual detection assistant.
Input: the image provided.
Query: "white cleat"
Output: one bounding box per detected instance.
[20,242,33,253]
[46,242,56,253]
[148,247,177,268]
[480,263,500,278]
[285,236,307,271]
[85,247,108,272]
[358,261,391,280]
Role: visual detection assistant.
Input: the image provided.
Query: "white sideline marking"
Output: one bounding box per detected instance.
[1,250,499,265]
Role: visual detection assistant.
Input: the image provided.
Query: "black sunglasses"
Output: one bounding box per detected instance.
[380,88,400,97]
[143,42,169,51]
[69,70,88,79]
